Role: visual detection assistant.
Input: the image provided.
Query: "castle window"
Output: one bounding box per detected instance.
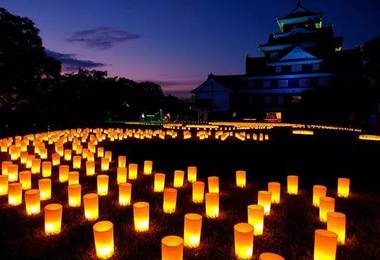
[312,63,320,71]
[275,66,282,73]
[278,80,288,88]
[299,79,311,88]
[291,64,303,72]
[263,80,271,88]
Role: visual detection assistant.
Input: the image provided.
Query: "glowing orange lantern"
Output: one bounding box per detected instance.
[73,156,81,169]
[258,191,272,216]
[52,152,60,166]
[143,160,153,175]
[119,183,132,206]
[19,170,31,190]
[205,192,219,218]
[287,175,298,195]
[86,161,95,176]
[314,229,337,260]
[97,147,104,158]
[173,170,184,188]
[184,213,202,248]
[128,163,138,180]
[234,223,254,259]
[25,189,40,215]
[8,182,22,205]
[68,171,79,185]
[0,175,9,195]
[187,166,197,183]
[84,193,99,221]
[97,175,109,196]
[163,188,177,214]
[118,155,126,168]
[247,204,264,235]
[236,170,246,188]
[101,158,110,171]
[268,182,281,204]
[64,149,72,161]
[1,161,12,175]
[327,212,346,245]
[59,165,69,182]
[337,178,350,198]
[207,176,219,193]
[161,235,183,260]
[93,220,114,259]
[26,155,34,169]
[7,164,18,182]
[32,158,41,174]
[42,161,52,177]
[259,253,285,260]
[192,181,205,203]
[44,203,63,235]
[117,167,127,184]
[104,151,112,161]
[68,184,81,207]
[154,173,166,192]
[319,196,335,222]
[133,202,149,232]
[313,185,327,207]
[38,178,52,200]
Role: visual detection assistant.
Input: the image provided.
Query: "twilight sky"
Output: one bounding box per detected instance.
[1,0,380,96]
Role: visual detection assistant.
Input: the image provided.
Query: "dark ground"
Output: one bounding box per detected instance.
[0,130,380,259]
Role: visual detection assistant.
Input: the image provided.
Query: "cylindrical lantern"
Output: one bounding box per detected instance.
[327,212,346,245]
[184,213,202,248]
[59,165,69,182]
[247,204,264,236]
[128,163,138,180]
[234,223,254,259]
[93,220,114,259]
[73,156,81,169]
[133,202,149,232]
[258,191,272,216]
[163,188,177,214]
[119,183,132,206]
[42,161,52,177]
[0,175,9,195]
[32,158,41,174]
[68,171,79,185]
[313,185,327,207]
[287,175,298,195]
[44,203,63,235]
[2,161,12,175]
[192,181,205,203]
[154,173,166,192]
[101,158,110,171]
[68,184,81,207]
[26,155,34,169]
[52,152,60,166]
[268,182,281,204]
[173,170,184,188]
[7,164,18,182]
[208,176,219,193]
[161,235,183,260]
[337,178,350,198]
[64,149,72,161]
[86,161,95,176]
[8,182,22,206]
[25,189,40,215]
[97,175,109,196]
[84,193,99,221]
[118,155,126,168]
[236,170,246,188]
[259,253,285,260]
[19,170,31,190]
[205,192,219,218]
[117,167,127,184]
[314,229,337,260]
[187,166,197,183]
[143,160,153,175]
[104,151,112,161]
[319,196,335,222]
[97,147,104,158]
[38,178,52,200]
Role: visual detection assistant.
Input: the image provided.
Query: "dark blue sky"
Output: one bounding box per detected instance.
[1,0,380,96]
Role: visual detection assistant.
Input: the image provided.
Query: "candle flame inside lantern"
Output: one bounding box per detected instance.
[38,178,52,200]
[154,173,166,192]
[128,163,138,180]
[119,183,132,206]
[143,160,153,175]
[68,184,82,207]
[236,170,246,188]
[205,192,219,218]
[192,181,205,203]
[187,166,197,183]
[44,203,63,235]
[287,175,298,195]
[25,189,40,215]
[59,165,69,182]
[184,213,202,248]
[118,155,126,168]
[337,178,350,198]
[97,175,109,196]
[173,170,184,188]
[93,220,114,259]
[86,161,95,176]
[163,188,177,214]
[247,204,264,236]
[268,182,281,204]
[133,202,149,232]
[234,223,254,259]
[83,193,99,221]
[117,167,127,184]
[8,182,22,206]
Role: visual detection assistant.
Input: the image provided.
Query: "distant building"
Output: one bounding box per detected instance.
[192,1,361,121]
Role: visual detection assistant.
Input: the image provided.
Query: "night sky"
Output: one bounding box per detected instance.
[1,0,380,96]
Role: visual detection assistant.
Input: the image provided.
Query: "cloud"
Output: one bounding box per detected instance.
[46,50,106,71]
[66,27,140,50]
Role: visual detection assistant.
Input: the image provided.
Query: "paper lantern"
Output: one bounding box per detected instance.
[133,202,149,232]
[268,182,281,204]
[128,163,138,180]
[314,229,337,260]
[192,181,205,203]
[143,160,153,175]
[84,161,94,176]
[163,188,177,214]
[52,152,60,166]
[104,151,112,161]
[236,170,246,188]
[319,196,335,222]
[154,173,166,192]
[38,178,52,200]
[313,185,327,207]
[119,183,132,206]
[97,147,104,158]
[42,161,52,177]
[25,189,40,215]
[93,220,114,259]
[101,158,110,171]
[205,192,219,218]
[64,149,72,161]
[208,176,219,193]
[258,191,272,216]
[20,152,29,164]
[73,156,81,169]
[44,203,63,235]
[26,155,34,169]
[173,170,184,188]
[19,170,31,190]
[68,171,79,185]
[259,252,285,260]
[8,164,18,182]
[87,152,95,162]
[184,213,202,248]
[59,165,69,182]
[234,223,254,259]
[247,204,264,235]
[84,193,99,221]
[187,166,197,183]
[0,175,9,195]
[118,155,126,168]
[97,175,109,196]
[327,212,346,245]
[161,235,183,260]
[1,161,12,175]
[337,178,350,198]
[68,184,82,207]
[287,175,298,195]
[32,158,41,174]
[117,167,127,184]
[8,183,22,206]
